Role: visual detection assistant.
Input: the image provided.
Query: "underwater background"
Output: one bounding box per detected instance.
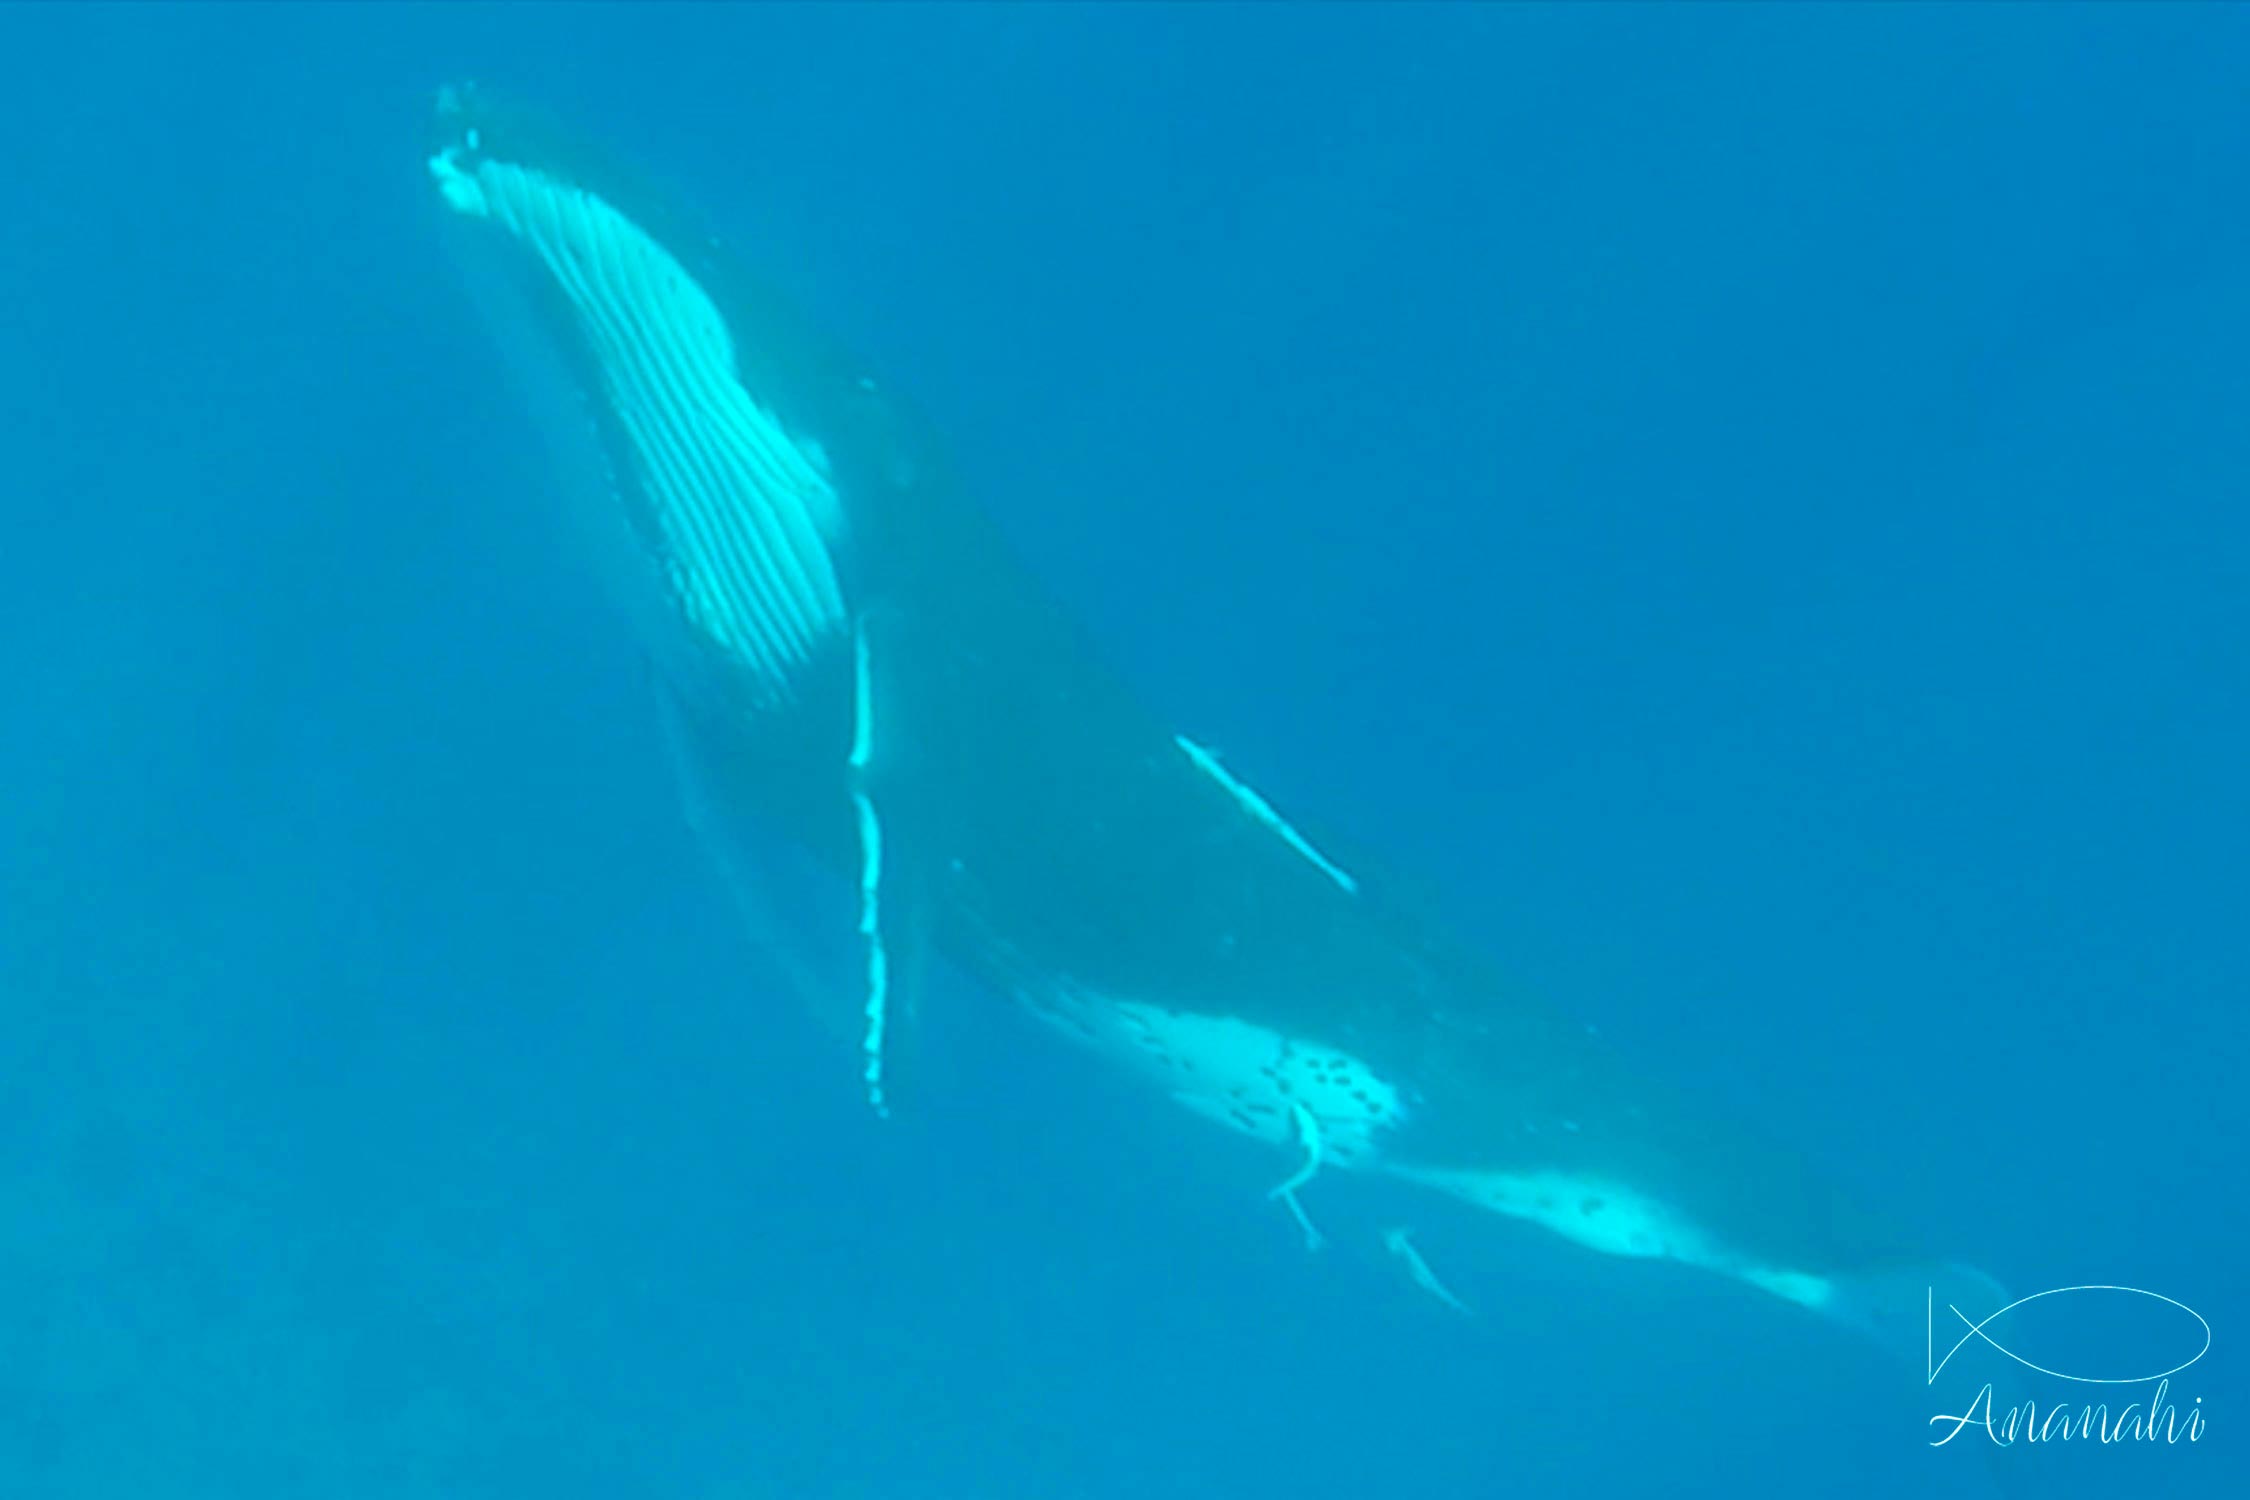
[1,4,2242,1497]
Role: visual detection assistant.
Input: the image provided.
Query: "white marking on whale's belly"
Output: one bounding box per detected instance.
[1017,982,1409,1170]
[1008,978,1836,1313]
[1739,1266,1834,1310]
[1386,1165,1700,1259]
[1387,1163,1835,1310]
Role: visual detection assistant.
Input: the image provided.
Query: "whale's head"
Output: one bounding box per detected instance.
[424,83,856,709]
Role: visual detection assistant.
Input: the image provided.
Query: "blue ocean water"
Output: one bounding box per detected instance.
[1,4,2242,1497]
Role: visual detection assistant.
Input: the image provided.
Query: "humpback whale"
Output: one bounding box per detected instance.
[423,83,2002,1373]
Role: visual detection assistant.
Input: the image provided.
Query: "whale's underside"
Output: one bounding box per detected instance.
[423,83,1999,1364]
